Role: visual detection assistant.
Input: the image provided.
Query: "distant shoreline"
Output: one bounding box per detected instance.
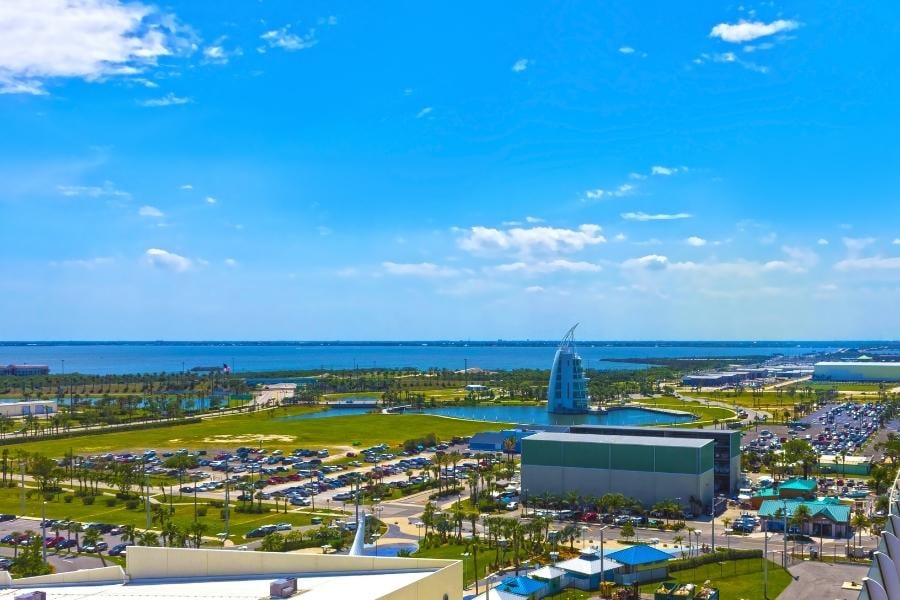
[0,340,882,348]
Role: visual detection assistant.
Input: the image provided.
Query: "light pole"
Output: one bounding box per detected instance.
[711,496,727,553]
[19,461,25,515]
[693,529,702,557]
[599,525,609,589]
[782,500,788,568]
[763,526,769,599]
[41,501,47,563]
[416,521,424,541]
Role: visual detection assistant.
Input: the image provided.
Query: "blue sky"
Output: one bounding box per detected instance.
[1,0,899,340]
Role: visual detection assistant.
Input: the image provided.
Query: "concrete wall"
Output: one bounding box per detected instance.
[522,464,714,509]
[8,566,125,587]
[378,563,462,600]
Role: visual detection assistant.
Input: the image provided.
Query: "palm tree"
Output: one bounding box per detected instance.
[82,528,106,566]
[722,517,732,549]
[673,534,685,557]
[852,512,869,548]
[137,530,159,547]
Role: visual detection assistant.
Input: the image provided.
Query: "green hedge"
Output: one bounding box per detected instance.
[668,548,762,572]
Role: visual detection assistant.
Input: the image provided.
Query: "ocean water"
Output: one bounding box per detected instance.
[280,405,697,427]
[0,341,842,375]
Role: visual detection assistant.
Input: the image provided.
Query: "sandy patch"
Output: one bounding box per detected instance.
[169,434,297,445]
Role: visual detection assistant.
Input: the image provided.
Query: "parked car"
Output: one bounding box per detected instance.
[80,541,109,553]
[108,543,132,556]
[0,558,12,570]
[0,514,16,522]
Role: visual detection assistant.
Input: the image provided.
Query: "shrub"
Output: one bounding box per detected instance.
[125,499,140,510]
[104,497,117,507]
[197,507,208,517]
[63,495,74,504]
[81,495,95,505]
[208,500,225,509]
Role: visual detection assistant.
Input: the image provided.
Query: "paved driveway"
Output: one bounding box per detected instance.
[777,561,868,600]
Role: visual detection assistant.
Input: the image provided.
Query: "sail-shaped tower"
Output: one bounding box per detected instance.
[547,324,589,414]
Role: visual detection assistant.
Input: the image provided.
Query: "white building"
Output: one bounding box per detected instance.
[0,400,56,417]
[0,546,461,600]
[547,325,589,414]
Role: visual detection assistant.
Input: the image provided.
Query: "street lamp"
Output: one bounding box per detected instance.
[711,496,727,553]
[41,501,47,563]
[415,521,424,541]
[597,525,610,588]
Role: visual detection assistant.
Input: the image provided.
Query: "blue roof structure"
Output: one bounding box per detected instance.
[496,576,548,596]
[606,544,673,566]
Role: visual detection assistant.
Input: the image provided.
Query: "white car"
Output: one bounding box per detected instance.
[275,523,292,531]
[504,502,518,511]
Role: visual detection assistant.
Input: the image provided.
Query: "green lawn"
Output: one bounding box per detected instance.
[640,558,792,600]
[1,410,510,457]
[0,484,326,541]
[631,397,737,425]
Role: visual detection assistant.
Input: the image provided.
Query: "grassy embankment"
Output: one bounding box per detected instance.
[2,407,510,457]
[639,558,792,600]
[0,484,318,540]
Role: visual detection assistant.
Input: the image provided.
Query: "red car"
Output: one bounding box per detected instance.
[44,536,66,548]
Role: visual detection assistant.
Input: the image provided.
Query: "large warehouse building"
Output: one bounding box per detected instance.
[814,361,900,382]
[566,425,742,496]
[521,432,715,510]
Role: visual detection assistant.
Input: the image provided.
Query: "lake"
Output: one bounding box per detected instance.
[0,341,841,375]
[280,404,695,427]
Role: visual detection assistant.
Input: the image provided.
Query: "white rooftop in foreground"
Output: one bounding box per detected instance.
[0,546,462,600]
[0,571,434,600]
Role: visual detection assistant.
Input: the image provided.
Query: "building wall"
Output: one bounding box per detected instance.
[814,362,900,382]
[0,400,56,417]
[522,464,714,508]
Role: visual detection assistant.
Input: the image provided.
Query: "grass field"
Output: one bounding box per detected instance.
[1,409,512,457]
[634,397,736,425]
[639,558,791,600]
[0,485,324,541]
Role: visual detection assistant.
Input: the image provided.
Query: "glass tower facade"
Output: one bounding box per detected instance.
[547,325,589,414]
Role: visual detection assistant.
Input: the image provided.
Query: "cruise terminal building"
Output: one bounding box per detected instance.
[521,431,715,509]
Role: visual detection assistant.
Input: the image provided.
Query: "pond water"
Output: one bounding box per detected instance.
[361,542,418,557]
[282,403,694,427]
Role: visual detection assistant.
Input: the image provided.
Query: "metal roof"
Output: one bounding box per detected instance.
[758,499,851,523]
[606,544,673,566]
[524,431,713,448]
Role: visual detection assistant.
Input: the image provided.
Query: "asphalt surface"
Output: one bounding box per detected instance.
[0,517,114,572]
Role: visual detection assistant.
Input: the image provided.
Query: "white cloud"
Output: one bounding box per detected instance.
[139,93,191,107]
[49,257,114,269]
[618,46,635,54]
[894,239,900,245]
[524,285,545,293]
[205,196,216,204]
[622,255,669,271]
[202,36,241,65]
[138,205,164,218]
[685,236,707,247]
[57,181,129,198]
[493,259,602,275]
[145,248,191,272]
[613,233,627,242]
[628,172,647,180]
[525,216,544,224]
[843,237,876,256]
[759,232,778,245]
[382,261,458,278]
[709,19,800,43]
[416,106,433,119]
[694,51,769,74]
[260,26,317,51]
[584,183,633,201]
[621,212,692,222]
[0,0,193,95]
[817,238,829,246]
[651,165,685,176]
[835,256,900,272]
[456,224,605,256]
[179,184,193,190]
[511,58,530,73]
[224,258,238,268]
